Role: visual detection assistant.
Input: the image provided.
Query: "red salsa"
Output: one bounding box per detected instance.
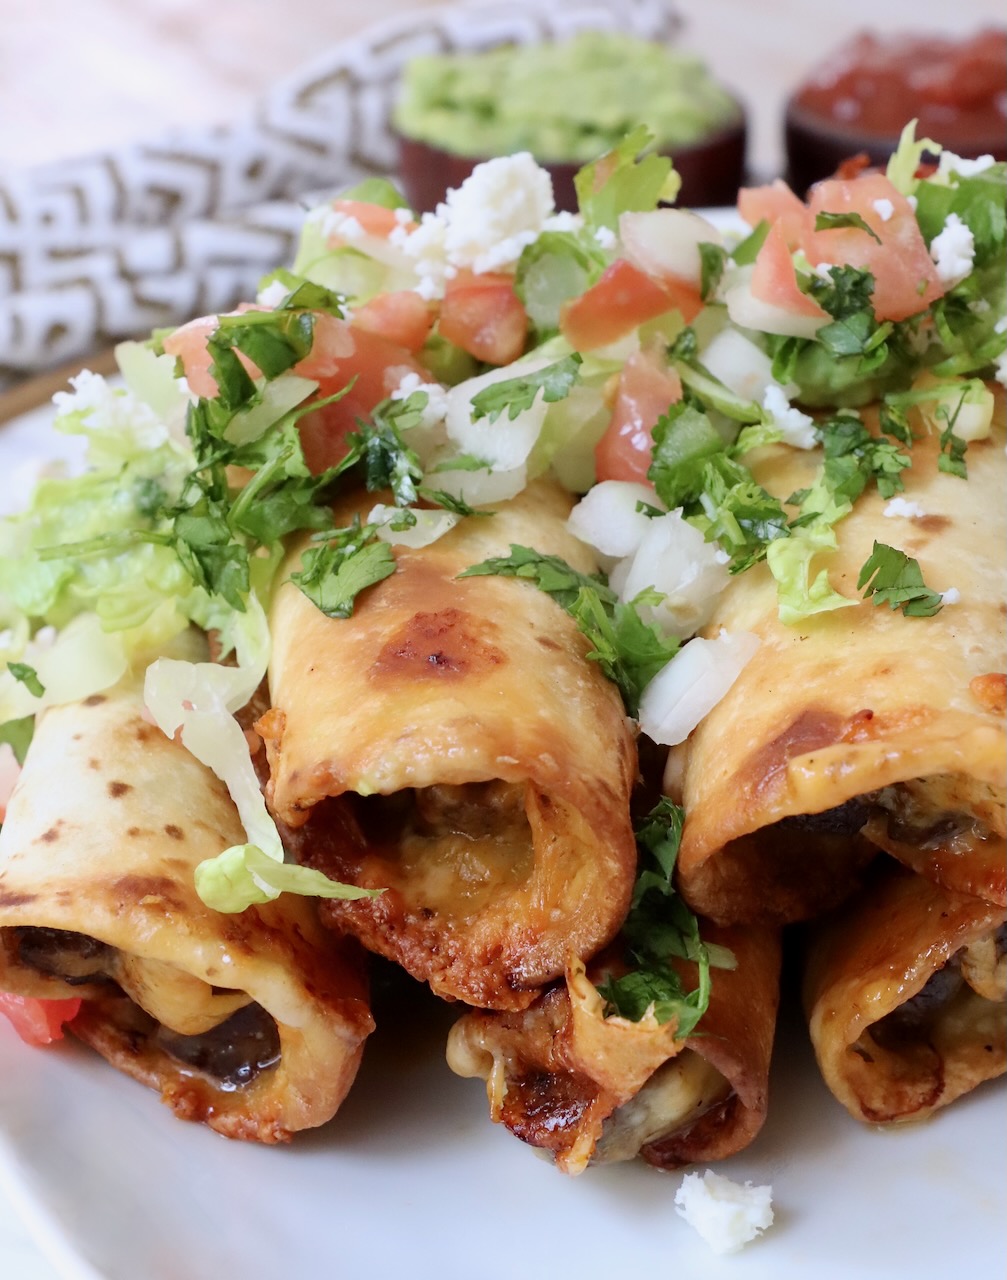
[786,28,1006,191]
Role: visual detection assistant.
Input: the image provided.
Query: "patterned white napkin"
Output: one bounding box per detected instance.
[0,0,680,387]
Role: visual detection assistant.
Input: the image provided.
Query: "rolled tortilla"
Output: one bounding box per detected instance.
[673,400,1005,925]
[804,864,1006,1124]
[0,681,373,1143]
[260,478,638,1010]
[446,923,780,1173]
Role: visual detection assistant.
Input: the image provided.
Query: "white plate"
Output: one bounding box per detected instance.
[1,375,1004,1280]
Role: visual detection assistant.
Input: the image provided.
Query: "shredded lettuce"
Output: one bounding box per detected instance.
[885,119,942,196]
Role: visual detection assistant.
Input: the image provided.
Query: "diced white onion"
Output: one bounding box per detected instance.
[725,277,825,340]
[618,512,731,639]
[567,481,661,560]
[638,629,760,746]
[444,363,550,471]
[700,328,778,403]
[429,464,527,506]
[619,209,724,288]
[368,503,460,548]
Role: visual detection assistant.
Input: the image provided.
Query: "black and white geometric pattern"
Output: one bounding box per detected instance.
[0,0,680,387]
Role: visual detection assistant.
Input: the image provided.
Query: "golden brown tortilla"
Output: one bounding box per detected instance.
[260,478,638,1010]
[673,399,1005,925]
[0,681,373,1143]
[803,864,1006,1124]
[446,923,780,1173]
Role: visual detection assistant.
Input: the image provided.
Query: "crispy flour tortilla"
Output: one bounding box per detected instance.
[803,865,1006,1124]
[260,479,638,1010]
[673,402,1005,925]
[446,923,780,1173]
[0,682,373,1142]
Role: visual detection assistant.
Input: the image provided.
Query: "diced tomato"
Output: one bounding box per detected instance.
[438,270,528,365]
[351,290,435,352]
[806,173,946,321]
[751,222,830,320]
[560,259,701,352]
[164,309,425,473]
[595,347,683,484]
[738,179,814,252]
[326,198,416,241]
[0,993,81,1046]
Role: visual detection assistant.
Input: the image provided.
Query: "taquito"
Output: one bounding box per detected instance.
[260,478,638,1011]
[673,402,1005,926]
[446,923,780,1173]
[0,682,373,1143]
[804,864,1006,1124]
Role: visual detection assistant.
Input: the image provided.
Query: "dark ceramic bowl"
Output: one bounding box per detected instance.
[395,108,748,214]
[784,98,1007,196]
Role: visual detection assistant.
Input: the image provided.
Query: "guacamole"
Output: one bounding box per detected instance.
[393,32,740,163]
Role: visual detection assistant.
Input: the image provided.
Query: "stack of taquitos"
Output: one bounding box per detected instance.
[668,394,1006,1123]
[258,478,639,1011]
[0,679,373,1143]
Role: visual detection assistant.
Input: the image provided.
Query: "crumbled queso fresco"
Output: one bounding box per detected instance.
[675,1169,774,1254]
[930,213,976,285]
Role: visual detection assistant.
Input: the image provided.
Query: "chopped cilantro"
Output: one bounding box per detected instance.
[698,242,727,300]
[290,520,397,619]
[458,546,676,714]
[468,354,583,424]
[814,210,882,244]
[857,541,944,617]
[731,218,770,266]
[6,663,45,698]
[817,414,911,501]
[598,798,733,1033]
[574,126,681,232]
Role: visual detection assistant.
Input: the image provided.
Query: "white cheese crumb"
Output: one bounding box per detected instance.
[317,208,365,242]
[542,211,581,233]
[256,279,290,308]
[930,213,975,285]
[397,153,555,296]
[762,384,817,449]
[674,1170,774,1255]
[872,197,894,222]
[393,206,413,225]
[941,587,961,605]
[594,225,617,250]
[390,371,449,430]
[883,497,926,519]
[907,195,918,211]
[937,151,996,180]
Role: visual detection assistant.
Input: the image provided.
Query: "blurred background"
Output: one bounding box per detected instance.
[3,0,1004,177]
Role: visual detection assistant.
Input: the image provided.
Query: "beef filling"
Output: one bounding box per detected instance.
[5,925,280,1088]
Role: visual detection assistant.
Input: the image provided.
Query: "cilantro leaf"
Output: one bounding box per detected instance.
[814,210,882,244]
[568,586,679,716]
[818,414,910,501]
[574,126,681,232]
[6,663,45,698]
[345,396,426,507]
[290,520,396,618]
[857,541,944,617]
[255,268,348,318]
[469,355,583,424]
[0,715,34,766]
[458,545,613,611]
[458,547,675,713]
[598,798,732,1034]
[731,218,770,265]
[698,242,727,300]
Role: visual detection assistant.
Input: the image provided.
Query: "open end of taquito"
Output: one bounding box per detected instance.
[260,479,638,1010]
[803,863,1006,1125]
[674,406,1006,927]
[446,923,780,1173]
[0,684,373,1143]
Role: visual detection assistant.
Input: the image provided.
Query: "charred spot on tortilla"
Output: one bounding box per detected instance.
[969,673,1006,715]
[371,608,506,681]
[164,824,185,840]
[83,694,107,706]
[107,780,132,798]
